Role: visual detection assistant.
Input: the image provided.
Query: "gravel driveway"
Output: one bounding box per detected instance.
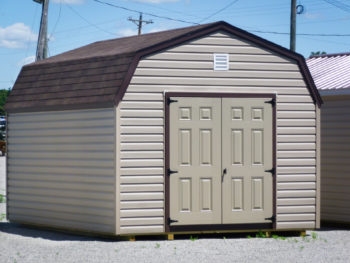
[1,156,350,263]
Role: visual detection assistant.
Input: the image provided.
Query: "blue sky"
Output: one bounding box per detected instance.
[1,0,350,90]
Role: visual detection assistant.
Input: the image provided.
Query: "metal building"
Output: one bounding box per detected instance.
[5,21,322,236]
[307,53,350,225]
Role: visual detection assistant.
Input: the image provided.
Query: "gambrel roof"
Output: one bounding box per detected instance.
[6,21,322,113]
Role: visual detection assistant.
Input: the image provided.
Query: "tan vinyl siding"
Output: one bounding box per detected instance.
[320,96,350,224]
[7,108,116,234]
[118,31,317,234]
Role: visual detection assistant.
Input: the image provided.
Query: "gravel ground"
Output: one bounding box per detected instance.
[1,156,350,262]
[0,225,349,263]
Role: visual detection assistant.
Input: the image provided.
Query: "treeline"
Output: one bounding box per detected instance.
[0,89,10,116]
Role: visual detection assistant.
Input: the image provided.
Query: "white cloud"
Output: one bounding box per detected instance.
[0,23,37,49]
[18,55,36,67]
[118,28,138,37]
[52,0,85,4]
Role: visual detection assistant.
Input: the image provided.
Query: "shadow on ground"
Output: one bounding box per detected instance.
[0,222,115,242]
[1,221,349,242]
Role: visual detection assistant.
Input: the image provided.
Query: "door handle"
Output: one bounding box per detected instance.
[222,168,227,182]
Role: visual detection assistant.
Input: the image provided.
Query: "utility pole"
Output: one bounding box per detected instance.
[128,13,153,35]
[33,0,49,61]
[290,0,296,52]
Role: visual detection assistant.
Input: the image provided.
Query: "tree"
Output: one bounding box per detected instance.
[0,89,10,116]
[309,51,327,57]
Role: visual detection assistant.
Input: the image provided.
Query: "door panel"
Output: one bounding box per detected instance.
[169,97,222,225]
[169,96,274,226]
[222,98,273,224]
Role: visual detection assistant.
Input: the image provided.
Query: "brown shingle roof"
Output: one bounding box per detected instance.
[5,21,321,113]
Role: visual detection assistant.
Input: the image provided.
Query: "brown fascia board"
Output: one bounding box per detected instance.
[114,21,322,108]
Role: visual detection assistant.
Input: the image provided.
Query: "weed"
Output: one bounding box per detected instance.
[155,243,160,248]
[0,213,6,221]
[246,235,252,239]
[299,245,304,251]
[0,194,5,203]
[223,236,226,240]
[174,246,177,255]
[311,232,318,240]
[190,236,198,241]
[272,234,287,241]
[255,231,267,238]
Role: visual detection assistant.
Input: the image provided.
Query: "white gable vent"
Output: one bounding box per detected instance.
[213,53,229,71]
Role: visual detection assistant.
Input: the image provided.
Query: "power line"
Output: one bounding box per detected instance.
[198,0,239,23]
[65,3,117,36]
[49,0,62,40]
[128,13,153,35]
[250,29,350,37]
[92,0,199,25]
[322,0,350,13]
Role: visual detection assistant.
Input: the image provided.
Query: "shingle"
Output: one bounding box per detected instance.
[6,21,322,112]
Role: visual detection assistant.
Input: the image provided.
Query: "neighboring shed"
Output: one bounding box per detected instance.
[307,52,350,225]
[5,21,322,236]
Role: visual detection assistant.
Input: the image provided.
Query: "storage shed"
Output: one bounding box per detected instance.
[5,21,322,236]
[307,53,350,225]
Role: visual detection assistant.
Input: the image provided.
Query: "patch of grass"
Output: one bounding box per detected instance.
[190,235,198,241]
[155,243,160,248]
[272,235,287,241]
[311,232,318,240]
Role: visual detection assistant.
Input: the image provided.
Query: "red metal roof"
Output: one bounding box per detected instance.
[307,52,350,91]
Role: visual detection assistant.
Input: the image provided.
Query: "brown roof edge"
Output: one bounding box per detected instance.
[114,21,322,108]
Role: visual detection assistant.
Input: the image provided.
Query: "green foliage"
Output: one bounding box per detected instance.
[155,243,160,248]
[0,89,10,116]
[255,231,267,238]
[189,235,198,241]
[0,194,5,203]
[0,213,6,221]
[309,51,327,57]
[272,234,287,241]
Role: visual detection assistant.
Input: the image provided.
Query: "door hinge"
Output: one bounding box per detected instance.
[265,98,276,106]
[265,215,275,222]
[167,168,178,176]
[167,217,178,225]
[265,168,275,174]
[167,98,178,105]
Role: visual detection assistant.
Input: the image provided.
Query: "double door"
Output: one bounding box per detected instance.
[168,96,273,226]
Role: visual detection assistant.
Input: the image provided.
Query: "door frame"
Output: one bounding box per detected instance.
[164,92,277,233]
